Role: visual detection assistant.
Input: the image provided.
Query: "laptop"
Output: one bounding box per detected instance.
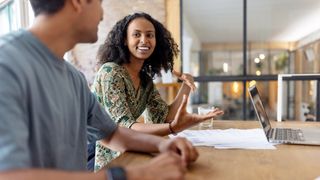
[248,85,320,145]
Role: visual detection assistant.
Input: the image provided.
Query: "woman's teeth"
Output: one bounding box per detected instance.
[138,47,149,50]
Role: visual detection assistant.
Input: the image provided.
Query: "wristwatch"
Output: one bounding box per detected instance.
[105,167,127,180]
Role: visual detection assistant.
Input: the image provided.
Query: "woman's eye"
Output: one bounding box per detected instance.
[133,33,140,37]
[147,34,155,38]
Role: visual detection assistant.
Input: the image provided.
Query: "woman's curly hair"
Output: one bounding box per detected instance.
[97,12,179,87]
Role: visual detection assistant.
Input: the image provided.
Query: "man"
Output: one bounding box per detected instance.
[0,0,209,179]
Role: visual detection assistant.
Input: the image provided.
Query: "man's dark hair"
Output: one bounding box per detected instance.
[97,12,179,88]
[29,0,66,16]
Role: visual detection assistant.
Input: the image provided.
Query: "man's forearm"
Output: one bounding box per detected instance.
[130,122,171,136]
[102,126,164,153]
[0,169,105,180]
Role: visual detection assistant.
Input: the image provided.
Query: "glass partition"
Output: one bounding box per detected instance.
[182,0,320,120]
[247,1,320,75]
[280,80,319,122]
[182,0,243,76]
[191,81,244,120]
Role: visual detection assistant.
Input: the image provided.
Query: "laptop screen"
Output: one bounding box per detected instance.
[248,85,272,137]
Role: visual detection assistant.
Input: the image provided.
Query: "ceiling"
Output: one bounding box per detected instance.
[183,0,320,43]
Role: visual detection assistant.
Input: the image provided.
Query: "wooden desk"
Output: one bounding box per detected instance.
[108,120,320,180]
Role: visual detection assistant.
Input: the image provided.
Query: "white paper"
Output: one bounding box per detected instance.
[169,128,276,149]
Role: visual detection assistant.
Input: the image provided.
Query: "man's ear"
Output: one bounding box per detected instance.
[69,0,84,13]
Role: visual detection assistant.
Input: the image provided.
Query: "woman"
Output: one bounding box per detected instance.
[91,12,224,170]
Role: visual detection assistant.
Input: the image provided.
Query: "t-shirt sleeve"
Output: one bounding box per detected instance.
[91,66,136,128]
[0,62,31,170]
[145,84,169,124]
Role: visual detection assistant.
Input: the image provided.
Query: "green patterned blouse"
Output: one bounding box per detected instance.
[91,62,169,171]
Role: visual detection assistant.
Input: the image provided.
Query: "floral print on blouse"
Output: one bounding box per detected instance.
[91,62,169,171]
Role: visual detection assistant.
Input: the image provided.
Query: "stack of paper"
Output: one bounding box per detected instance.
[169,128,276,149]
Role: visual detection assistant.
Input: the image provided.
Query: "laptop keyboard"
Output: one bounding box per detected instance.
[272,128,304,141]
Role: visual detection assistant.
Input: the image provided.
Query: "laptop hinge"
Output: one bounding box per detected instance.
[267,128,274,140]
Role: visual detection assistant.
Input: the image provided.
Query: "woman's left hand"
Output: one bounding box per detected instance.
[173,70,196,92]
[170,95,224,133]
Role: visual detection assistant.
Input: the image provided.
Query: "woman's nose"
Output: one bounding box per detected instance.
[140,36,146,43]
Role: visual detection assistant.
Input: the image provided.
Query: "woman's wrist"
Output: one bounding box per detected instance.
[168,122,177,135]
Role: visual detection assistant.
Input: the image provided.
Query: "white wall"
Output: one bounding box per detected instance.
[182,15,201,74]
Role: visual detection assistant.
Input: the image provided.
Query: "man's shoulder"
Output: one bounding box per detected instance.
[65,61,88,83]
[0,31,31,72]
[0,30,27,49]
[0,30,30,62]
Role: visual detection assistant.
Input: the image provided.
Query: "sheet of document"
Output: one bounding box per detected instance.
[169,128,276,149]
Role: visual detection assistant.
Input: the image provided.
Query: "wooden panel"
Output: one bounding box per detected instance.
[155,82,181,104]
[294,50,303,120]
[202,42,297,51]
[165,0,181,71]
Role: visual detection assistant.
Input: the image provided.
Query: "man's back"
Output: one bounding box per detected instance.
[0,30,116,171]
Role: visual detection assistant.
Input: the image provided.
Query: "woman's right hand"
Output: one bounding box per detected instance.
[172,70,196,92]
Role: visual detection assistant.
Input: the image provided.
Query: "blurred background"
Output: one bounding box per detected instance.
[182,0,320,121]
[2,0,319,121]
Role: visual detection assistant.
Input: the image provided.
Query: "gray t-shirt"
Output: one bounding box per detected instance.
[0,30,117,171]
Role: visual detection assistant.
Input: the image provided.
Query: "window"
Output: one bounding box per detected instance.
[182,0,320,121]
[0,0,14,35]
[0,0,34,36]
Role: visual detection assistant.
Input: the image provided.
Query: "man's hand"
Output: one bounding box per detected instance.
[158,137,198,165]
[125,152,187,180]
[125,137,198,179]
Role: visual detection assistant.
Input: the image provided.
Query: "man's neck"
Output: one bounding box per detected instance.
[28,15,77,60]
